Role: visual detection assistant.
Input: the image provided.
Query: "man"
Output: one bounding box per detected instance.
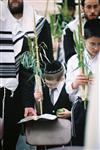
[0,0,53,150]
[4,0,53,61]
[58,0,100,69]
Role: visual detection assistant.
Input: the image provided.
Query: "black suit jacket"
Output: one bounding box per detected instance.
[42,84,72,116]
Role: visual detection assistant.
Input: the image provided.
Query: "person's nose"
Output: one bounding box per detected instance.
[91,7,95,13]
[94,44,100,50]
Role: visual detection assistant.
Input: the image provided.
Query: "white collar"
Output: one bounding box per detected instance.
[56,80,65,93]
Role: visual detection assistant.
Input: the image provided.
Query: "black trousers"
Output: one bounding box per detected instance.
[0,88,23,150]
[71,98,88,146]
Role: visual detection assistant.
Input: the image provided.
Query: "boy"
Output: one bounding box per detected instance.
[34,60,72,119]
[34,60,72,149]
[65,19,100,145]
[66,18,100,102]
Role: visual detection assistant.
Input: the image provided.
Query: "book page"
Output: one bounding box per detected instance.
[18,114,57,124]
[18,116,39,123]
[38,114,57,120]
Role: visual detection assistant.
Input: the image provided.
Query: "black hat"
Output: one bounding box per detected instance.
[57,0,78,7]
[45,61,64,75]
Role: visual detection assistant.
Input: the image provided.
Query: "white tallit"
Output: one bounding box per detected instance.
[0,1,6,21]
[0,0,46,91]
[4,0,43,34]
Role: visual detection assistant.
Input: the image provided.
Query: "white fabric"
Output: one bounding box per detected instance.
[0,1,6,21]
[67,16,79,32]
[65,50,100,102]
[67,13,85,32]
[0,31,18,91]
[85,52,100,149]
[4,0,42,35]
[0,0,44,91]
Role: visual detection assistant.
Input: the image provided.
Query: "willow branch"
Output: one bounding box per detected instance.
[33,14,43,115]
[78,0,84,74]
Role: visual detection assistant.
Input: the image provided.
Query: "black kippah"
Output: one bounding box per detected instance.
[84,19,100,38]
[45,61,63,74]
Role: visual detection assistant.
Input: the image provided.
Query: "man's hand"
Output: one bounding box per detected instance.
[24,107,37,117]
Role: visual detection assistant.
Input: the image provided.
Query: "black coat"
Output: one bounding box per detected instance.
[63,28,76,64]
[42,84,72,116]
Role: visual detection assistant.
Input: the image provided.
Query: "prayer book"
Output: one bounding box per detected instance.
[18,114,57,123]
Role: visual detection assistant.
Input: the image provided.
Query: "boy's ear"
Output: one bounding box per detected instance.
[61,75,65,81]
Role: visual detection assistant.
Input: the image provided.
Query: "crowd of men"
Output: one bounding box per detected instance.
[0,0,100,150]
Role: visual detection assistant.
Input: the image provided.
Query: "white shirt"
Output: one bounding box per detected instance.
[50,80,65,105]
[65,50,99,102]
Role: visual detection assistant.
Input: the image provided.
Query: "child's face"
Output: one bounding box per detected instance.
[45,79,59,90]
[85,36,100,57]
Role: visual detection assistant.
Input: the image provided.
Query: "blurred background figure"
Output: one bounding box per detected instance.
[51,0,77,59]
[56,0,77,28]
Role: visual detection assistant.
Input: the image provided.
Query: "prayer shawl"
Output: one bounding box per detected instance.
[0,1,6,21]
[0,1,52,91]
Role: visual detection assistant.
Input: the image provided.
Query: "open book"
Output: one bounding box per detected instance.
[18,114,57,124]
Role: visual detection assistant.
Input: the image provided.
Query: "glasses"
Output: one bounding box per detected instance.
[88,42,100,49]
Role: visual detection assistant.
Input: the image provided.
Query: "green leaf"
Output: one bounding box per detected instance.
[21,36,42,78]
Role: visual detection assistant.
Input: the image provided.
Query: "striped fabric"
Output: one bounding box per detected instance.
[0,15,47,91]
[0,31,16,78]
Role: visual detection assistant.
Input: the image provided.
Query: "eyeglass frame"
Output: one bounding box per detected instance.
[87,42,100,49]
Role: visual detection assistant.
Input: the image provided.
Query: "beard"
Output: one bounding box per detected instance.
[84,13,98,20]
[8,1,23,15]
